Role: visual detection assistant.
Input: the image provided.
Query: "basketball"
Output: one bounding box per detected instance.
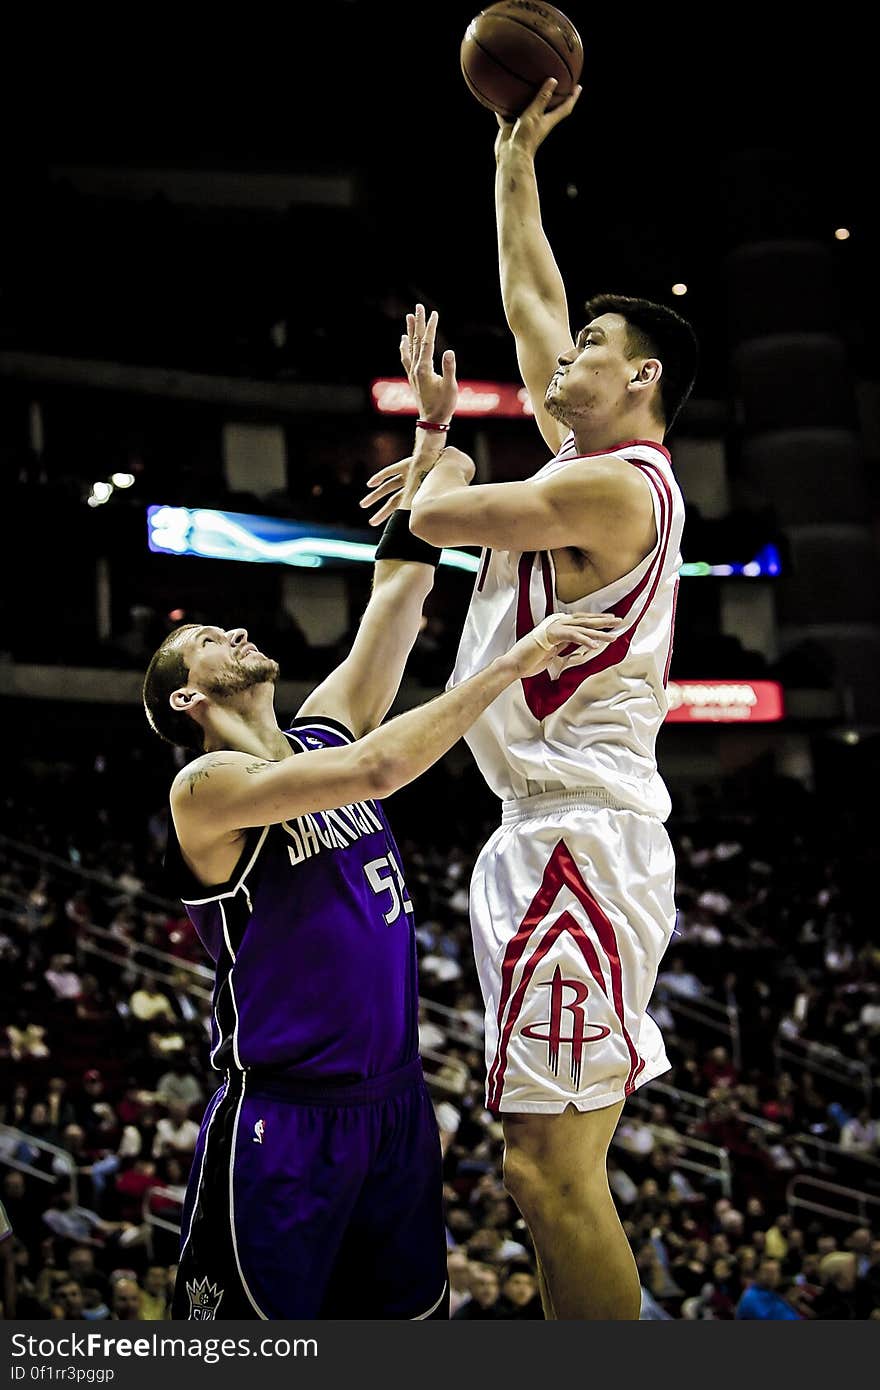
[460,2,584,120]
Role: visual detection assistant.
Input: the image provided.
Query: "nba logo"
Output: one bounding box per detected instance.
[253,1118,265,1144]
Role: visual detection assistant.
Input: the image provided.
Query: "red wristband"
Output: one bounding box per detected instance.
[416,419,451,432]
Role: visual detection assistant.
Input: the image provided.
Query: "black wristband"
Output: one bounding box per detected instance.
[375,510,442,567]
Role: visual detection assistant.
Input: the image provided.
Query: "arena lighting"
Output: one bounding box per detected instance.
[111,471,136,488]
[91,481,113,502]
[671,283,688,296]
[371,378,534,418]
[148,507,783,581]
[834,228,851,240]
[147,506,480,573]
[679,544,781,578]
[665,680,784,724]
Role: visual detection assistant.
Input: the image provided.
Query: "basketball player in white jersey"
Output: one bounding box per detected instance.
[361,79,698,1321]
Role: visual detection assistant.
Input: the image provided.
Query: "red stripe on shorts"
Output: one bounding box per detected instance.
[487,840,643,1109]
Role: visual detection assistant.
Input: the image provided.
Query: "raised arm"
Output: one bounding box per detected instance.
[495,78,581,453]
[171,612,622,841]
[295,556,434,739]
[297,308,458,738]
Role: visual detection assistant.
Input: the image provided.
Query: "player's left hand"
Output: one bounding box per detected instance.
[361,446,475,527]
[401,303,458,425]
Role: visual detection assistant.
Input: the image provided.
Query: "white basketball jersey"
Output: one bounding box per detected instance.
[447,436,685,819]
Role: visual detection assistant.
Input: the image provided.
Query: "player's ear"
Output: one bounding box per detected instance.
[629,358,662,389]
[169,687,207,714]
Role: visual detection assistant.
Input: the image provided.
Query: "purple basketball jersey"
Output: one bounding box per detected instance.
[165,717,419,1082]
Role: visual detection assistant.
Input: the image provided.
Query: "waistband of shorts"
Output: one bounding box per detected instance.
[225,1056,425,1106]
[501,787,637,823]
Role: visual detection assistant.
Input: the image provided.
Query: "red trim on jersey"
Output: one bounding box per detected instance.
[539,552,554,614]
[486,840,643,1110]
[476,548,491,593]
[547,439,672,467]
[516,461,675,719]
[663,576,680,687]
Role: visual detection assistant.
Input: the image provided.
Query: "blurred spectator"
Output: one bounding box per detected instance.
[452,1263,504,1320]
[152,1101,199,1161]
[447,1247,471,1317]
[498,1263,542,1319]
[657,958,705,999]
[155,1060,204,1111]
[812,1252,861,1319]
[129,977,176,1025]
[139,1265,170,1320]
[44,954,83,1002]
[839,1109,879,1155]
[111,1276,142,1320]
[735,1257,802,1320]
[55,1276,86,1319]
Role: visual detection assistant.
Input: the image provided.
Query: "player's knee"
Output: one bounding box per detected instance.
[502,1143,552,1215]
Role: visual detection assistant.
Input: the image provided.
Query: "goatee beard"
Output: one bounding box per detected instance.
[206,655,280,697]
[544,392,570,424]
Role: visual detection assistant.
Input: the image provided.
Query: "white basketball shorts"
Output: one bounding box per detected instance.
[470,789,677,1115]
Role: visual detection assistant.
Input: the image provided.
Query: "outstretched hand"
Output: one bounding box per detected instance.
[509,612,625,679]
[401,303,458,426]
[494,77,582,161]
[360,446,475,528]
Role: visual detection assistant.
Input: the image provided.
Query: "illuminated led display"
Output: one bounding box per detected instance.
[147,506,480,573]
[148,509,782,581]
[665,680,784,723]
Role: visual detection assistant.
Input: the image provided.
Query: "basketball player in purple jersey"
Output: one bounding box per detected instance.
[142,440,618,1320]
[362,84,698,1320]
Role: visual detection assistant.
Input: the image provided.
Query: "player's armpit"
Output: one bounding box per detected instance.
[170,746,385,839]
[411,454,657,556]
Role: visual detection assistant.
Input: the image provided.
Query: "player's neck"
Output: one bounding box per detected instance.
[572,419,665,455]
[202,686,292,761]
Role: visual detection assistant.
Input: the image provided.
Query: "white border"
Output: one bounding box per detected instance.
[177,1079,227,1263]
[217,900,242,1071]
[182,825,270,906]
[228,1073,269,1318]
[412,1279,448,1320]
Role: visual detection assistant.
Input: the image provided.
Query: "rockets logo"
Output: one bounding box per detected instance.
[521,965,610,1087]
[186,1276,224,1320]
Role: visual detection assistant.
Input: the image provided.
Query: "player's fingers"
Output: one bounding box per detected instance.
[366,462,408,488]
[544,83,582,128]
[523,77,558,121]
[546,626,605,649]
[420,309,438,366]
[359,476,405,508]
[568,612,625,630]
[368,490,405,526]
[442,348,457,385]
[400,334,413,374]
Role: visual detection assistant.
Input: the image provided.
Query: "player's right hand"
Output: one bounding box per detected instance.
[494,78,582,161]
[506,612,624,679]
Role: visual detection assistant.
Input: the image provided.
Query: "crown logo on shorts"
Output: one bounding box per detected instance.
[186,1276,224,1320]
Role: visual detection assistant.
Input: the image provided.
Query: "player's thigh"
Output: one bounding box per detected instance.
[190,1087,368,1319]
[326,1083,448,1319]
[475,813,675,1113]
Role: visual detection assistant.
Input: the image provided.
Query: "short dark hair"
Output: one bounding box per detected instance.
[143,625,203,750]
[583,292,699,432]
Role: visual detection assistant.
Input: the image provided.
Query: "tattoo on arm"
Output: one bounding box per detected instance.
[244,761,270,775]
[184,759,234,796]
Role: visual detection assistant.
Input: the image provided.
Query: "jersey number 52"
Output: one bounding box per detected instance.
[364,852,414,926]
